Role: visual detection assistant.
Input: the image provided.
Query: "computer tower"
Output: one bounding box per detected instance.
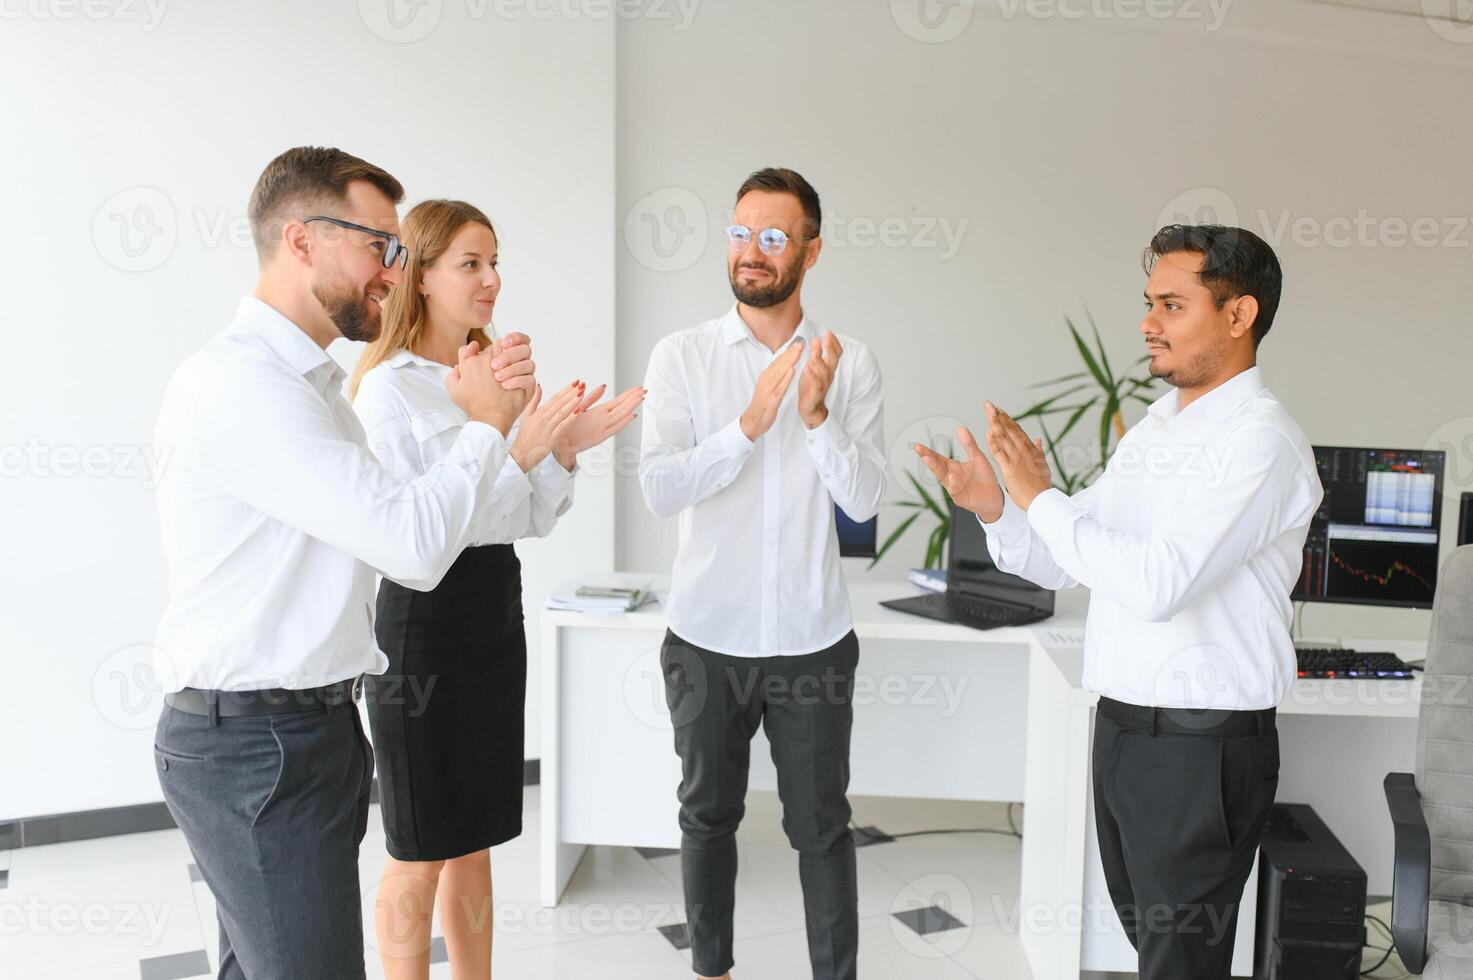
[1255,804,1367,979]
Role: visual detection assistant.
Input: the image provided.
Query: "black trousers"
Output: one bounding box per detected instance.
[1092,697,1280,980]
[661,629,860,980]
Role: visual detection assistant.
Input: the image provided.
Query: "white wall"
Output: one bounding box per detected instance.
[4,0,1471,823]
[0,1,615,820]
[614,0,1473,644]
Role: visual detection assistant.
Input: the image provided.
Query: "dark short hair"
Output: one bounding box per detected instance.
[1142,224,1282,345]
[248,146,405,259]
[735,167,821,239]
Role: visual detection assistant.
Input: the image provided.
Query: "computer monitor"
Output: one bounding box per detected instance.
[1294,446,1446,610]
[947,501,1055,616]
[1459,492,1472,548]
[835,505,877,559]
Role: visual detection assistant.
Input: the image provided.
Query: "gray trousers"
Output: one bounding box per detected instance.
[154,699,374,980]
[661,629,860,980]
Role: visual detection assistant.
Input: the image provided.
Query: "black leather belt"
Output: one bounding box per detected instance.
[165,677,362,723]
[1098,696,1275,737]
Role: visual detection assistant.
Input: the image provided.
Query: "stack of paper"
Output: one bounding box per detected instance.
[546,579,659,613]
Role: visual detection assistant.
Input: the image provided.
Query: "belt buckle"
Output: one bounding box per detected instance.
[351,675,364,704]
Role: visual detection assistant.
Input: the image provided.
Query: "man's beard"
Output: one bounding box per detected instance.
[1148,344,1218,389]
[312,273,380,343]
[729,254,801,309]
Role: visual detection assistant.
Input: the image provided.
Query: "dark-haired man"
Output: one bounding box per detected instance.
[639,168,886,980]
[917,225,1323,979]
[151,146,534,979]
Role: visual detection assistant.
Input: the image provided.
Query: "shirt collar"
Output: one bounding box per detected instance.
[230,297,344,395]
[385,347,450,372]
[720,304,815,349]
[1146,365,1265,424]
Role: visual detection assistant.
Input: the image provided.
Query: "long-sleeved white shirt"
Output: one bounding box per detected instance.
[351,347,575,592]
[152,297,508,692]
[639,306,886,657]
[981,365,1322,710]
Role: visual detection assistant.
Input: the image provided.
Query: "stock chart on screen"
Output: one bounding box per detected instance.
[1294,446,1445,609]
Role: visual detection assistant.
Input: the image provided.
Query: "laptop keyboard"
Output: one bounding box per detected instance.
[905,591,1031,626]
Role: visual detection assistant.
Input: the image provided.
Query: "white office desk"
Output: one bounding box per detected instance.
[539,577,1091,908]
[541,576,1423,978]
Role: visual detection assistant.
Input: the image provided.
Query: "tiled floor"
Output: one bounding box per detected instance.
[0,788,1406,978]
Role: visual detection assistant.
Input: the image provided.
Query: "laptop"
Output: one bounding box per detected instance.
[880,502,1055,630]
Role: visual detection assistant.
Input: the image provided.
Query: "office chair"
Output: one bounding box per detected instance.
[1383,545,1473,976]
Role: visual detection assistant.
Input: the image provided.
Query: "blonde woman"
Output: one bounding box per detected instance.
[350,199,644,979]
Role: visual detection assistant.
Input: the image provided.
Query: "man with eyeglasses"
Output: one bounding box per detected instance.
[640,167,887,980]
[151,146,535,979]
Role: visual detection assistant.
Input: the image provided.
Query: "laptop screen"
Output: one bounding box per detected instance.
[947,501,1055,614]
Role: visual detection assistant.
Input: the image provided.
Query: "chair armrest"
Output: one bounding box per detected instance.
[1384,771,1430,974]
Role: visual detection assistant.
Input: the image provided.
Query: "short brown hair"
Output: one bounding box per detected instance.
[247,146,404,259]
[735,167,821,239]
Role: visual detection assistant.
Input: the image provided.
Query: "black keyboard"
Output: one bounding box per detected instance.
[1295,647,1416,680]
[881,591,1041,630]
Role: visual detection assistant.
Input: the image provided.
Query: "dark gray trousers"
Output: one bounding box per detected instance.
[661,629,860,980]
[1092,699,1280,980]
[154,699,374,980]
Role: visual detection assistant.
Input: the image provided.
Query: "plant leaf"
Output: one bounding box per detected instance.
[1055,396,1098,443]
[906,471,948,523]
[869,511,919,568]
[1066,317,1108,391]
[1085,309,1115,388]
[1027,371,1089,389]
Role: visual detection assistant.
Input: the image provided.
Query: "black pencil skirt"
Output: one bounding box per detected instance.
[366,543,527,862]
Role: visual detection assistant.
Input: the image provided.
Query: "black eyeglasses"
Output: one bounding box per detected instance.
[303,215,408,270]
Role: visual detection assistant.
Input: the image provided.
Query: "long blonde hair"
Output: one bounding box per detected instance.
[349,199,497,400]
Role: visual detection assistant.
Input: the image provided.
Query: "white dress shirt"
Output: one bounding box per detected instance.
[351,347,575,592]
[152,298,509,692]
[640,306,887,657]
[981,366,1322,710]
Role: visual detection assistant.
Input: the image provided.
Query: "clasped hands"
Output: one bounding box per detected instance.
[739,330,844,442]
[912,402,1053,522]
[443,332,644,473]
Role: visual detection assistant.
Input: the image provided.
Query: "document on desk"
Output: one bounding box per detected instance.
[546,577,659,613]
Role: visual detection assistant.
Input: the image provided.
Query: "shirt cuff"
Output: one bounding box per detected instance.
[447,421,508,484]
[976,494,1030,545]
[1025,487,1082,550]
[715,417,757,459]
[532,453,576,493]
